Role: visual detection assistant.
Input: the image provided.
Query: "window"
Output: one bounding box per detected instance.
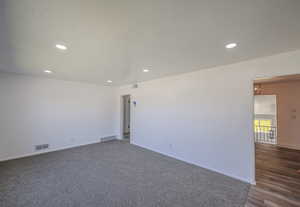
[254,119,272,133]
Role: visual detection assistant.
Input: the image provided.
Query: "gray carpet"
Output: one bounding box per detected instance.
[0,140,249,207]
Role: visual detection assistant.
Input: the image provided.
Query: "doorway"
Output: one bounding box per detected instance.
[122,95,131,140]
[247,74,300,206]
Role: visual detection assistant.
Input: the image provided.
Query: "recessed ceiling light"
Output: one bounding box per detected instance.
[143,69,150,72]
[107,80,113,83]
[225,43,237,49]
[44,70,53,74]
[55,44,67,50]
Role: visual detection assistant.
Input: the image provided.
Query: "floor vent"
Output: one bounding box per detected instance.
[100,136,117,143]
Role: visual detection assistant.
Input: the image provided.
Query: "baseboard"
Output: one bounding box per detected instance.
[132,142,252,184]
[277,144,300,151]
[0,140,102,162]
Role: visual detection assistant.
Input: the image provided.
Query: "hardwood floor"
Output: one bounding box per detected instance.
[245,143,300,207]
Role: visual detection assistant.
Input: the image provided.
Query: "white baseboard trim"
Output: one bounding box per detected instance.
[0,140,101,162]
[132,142,252,184]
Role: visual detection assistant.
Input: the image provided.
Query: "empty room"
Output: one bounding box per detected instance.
[0,1,300,207]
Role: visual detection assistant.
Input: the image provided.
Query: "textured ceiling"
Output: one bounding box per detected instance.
[0,0,300,85]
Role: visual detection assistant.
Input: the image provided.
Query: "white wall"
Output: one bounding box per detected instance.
[254,95,277,115]
[0,73,118,161]
[117,50,300,184]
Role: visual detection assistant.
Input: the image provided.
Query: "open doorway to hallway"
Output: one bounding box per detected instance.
[254,74,300,149]
[246,74,300,206]
[122,95,131,140]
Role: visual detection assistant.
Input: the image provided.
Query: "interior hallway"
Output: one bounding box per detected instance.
[246,144,300,207]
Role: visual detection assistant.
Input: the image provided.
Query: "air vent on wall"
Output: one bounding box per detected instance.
[35,144,49,151]
[100,136,117,143]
